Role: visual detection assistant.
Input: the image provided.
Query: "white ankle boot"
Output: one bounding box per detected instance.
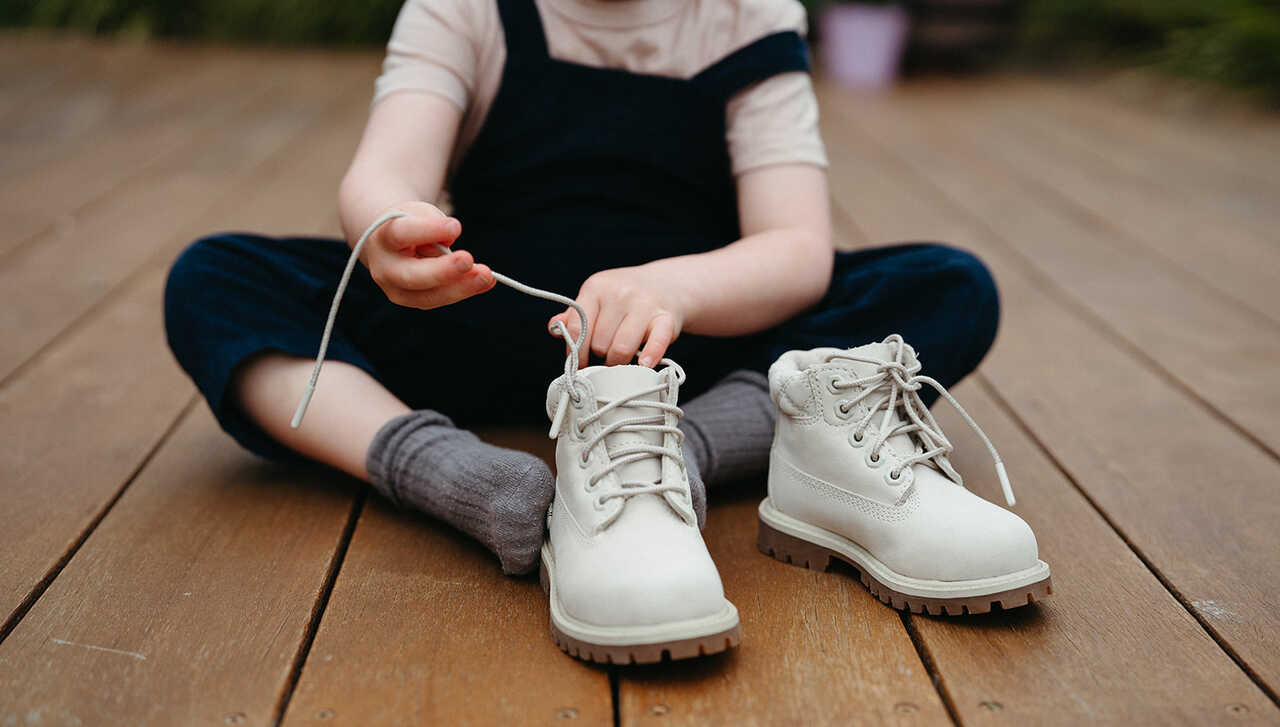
[760,335,1051,615]
[541,361,740,663]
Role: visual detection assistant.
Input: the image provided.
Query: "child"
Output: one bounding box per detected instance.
[165,0,997,582]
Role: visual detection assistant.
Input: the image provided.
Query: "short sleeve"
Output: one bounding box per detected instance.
[373,0,483,111]
[723,0,828,175]
[726,70,828,175]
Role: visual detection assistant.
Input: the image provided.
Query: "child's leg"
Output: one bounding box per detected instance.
[234,354,408,480]
[678,243,999,493]
[164,234,553,574]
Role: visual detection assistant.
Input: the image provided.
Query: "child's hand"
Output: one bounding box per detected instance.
[548,264,691,369]
[364,201,495,309]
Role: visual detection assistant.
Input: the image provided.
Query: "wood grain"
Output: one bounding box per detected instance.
[827,86,1280,458]
[280,429,609,726]
[0,55,370,642]
[817,82,1280,698]
[963,81,1280,320]
[0,56,371,381]
[921,379,1277,724]
[282,504,611,725]
[0,45,366,258]
[0,407,359,726]
[1014,77,1280,206]
[615,491,951,726]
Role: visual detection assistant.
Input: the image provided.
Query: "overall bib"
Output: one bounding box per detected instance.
[164,0,1000,462]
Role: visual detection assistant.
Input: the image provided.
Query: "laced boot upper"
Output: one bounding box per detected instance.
[767,335,1040,582]
[544,362,729,628]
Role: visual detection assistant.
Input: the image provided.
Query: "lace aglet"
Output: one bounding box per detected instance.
[996,461,1015,507]
[291,384,316,429]
[548,389,570,439]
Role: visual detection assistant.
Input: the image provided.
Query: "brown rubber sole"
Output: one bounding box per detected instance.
[758,518,1052,616]
[540,559,741,664]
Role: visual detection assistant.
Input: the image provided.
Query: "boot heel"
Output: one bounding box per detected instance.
[757,516,833,571]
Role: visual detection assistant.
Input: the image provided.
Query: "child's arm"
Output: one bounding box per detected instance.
[338,92,496,309]
[550,163,833,368]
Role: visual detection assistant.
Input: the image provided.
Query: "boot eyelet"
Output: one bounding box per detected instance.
[572,422,587,440]
[834,401,854,420]
[866,451,882,468]
[592,495,607,511]
[848,430,866,448]
[826,376,843,395]
[578,451,590,468]
[880,468,911,486]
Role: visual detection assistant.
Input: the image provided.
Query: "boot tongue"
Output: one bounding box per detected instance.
[583,365,665,484]
[825,342,920,459]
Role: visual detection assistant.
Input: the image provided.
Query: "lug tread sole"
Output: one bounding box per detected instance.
[758,517,1052,615]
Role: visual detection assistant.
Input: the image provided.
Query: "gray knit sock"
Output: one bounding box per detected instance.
[681,439,707,530]
[679,370,776,495]
[366,411,555,575]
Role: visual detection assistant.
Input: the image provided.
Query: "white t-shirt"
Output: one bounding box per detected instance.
[374,0,828,179]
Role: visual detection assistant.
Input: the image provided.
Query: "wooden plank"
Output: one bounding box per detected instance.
[0,55,372,382]
[0,79,367,639]
[0,63,368,715]
[0,42,213,184]
[0,407,359,726]
[0,266,195,634]
[923,379,1277,724]
[1000,80,1280,235]
[990,79,1280,230]
[901,81,1280,325]
[1044,76,1280,185]
[0,42,276,253]
[281,430,612,727]
[0,45,368,258]
[817,83,1280,698]
[616,490,952,726]
[822,85,1280,459]
[0,35,81,122]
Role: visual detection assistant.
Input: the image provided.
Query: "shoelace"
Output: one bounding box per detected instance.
[291,210,588,428]
[295,211,693,524]
[829,334,1016,506]
[566,361,690,526]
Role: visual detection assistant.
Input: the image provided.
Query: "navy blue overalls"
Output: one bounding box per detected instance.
[164,0,1000,462]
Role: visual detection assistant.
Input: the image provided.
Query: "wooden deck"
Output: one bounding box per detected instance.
[2,34,1279,726]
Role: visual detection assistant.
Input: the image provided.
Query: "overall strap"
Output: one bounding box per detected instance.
[496,0,550,63]
[693,31,810,101]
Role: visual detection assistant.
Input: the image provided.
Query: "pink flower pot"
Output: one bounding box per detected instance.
[820,3,910,89]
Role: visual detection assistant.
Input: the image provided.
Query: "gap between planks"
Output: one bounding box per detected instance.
[974,373,1280,708]
[0,396,199,647]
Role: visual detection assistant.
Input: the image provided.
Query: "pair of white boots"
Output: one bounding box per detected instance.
[539,335,1052,664]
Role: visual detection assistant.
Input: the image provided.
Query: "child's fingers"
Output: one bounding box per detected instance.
[378,251,474,291]
[637,314,677,368]
[389,267,495,309]
[590,303,625,360]
[605,313,648,366]
[384,214,462,252]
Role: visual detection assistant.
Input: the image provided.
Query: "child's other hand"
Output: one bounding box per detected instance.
[548,265,689,370]
[364,201,495,309]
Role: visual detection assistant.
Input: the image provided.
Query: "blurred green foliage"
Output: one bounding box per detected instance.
[0,0,403,45]
[4,0,1278,99]
[1021,0,1280,99]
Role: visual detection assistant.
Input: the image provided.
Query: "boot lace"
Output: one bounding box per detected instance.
[565,360,690,524]
[830,334,1016,506]
[292,210,589,427]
